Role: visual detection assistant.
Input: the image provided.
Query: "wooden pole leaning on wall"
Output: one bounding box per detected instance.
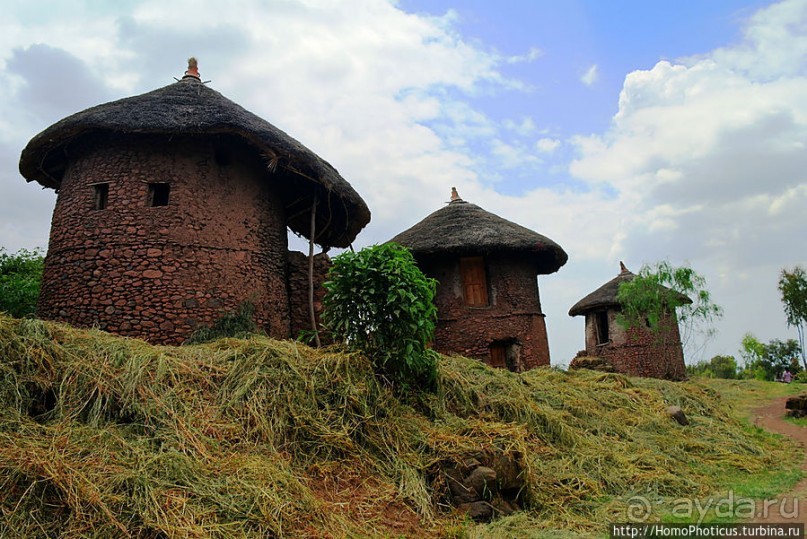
[309,196,322,348]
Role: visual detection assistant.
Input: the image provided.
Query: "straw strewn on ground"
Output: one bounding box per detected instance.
[0,315,797,538]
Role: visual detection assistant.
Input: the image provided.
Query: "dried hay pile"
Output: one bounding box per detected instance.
[0,315,792,538]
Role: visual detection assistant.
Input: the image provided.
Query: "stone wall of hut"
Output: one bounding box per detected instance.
[286,251,331,342]
[421,253,550,371]
[579,309,686,380]
[38,134,290,344]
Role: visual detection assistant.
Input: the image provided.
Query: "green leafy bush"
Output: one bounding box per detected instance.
[0,248,44,318]
[322,243,438,391]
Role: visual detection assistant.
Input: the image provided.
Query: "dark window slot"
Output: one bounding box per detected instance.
[148,183,170,207]
[596,311,609,345]
[93,183,109,210]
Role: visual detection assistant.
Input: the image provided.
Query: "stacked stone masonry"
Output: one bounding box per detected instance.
[575,309,686,380]
[38,134,292,344]
[420,253,550,371]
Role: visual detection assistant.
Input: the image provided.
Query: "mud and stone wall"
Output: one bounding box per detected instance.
[419,253,550,371]
[286,251,331,342]
[578,309,686,380]
[38,134,290,344]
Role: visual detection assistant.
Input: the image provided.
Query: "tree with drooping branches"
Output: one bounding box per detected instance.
[778,265,807,371]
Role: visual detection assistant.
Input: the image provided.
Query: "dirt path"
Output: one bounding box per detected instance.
[750,397,806,524]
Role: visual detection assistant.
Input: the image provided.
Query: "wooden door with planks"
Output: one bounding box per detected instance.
[460,256,488,306]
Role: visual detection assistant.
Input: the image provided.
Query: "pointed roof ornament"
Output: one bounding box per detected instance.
[619,261,629,274]
[450,187,462,203]
[183,57,200,80]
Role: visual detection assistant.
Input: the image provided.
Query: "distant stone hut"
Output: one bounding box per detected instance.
[19,59,370,344]
[568,263,689,380]
[391,189,567,371]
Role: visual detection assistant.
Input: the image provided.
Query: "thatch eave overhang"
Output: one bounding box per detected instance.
[19,75,370,248]
[568,266,692,317]
[390,199,568,275]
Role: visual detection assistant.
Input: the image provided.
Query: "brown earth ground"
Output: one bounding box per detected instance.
[750,397,806,526]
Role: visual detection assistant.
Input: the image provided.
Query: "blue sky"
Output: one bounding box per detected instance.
[401,0,777,196]
[1,0,805,366]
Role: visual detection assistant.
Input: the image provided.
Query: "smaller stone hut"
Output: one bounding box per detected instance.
[391,189,567,371]
[568,263,689,380]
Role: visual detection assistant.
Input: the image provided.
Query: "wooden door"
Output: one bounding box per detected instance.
[489,342,507,368]
[460,256,488,306]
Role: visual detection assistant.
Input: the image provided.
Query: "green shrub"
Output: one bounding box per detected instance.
[322,243,438,391]
[0,248,44,318]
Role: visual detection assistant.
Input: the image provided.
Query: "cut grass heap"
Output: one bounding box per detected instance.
[0,315,797,538]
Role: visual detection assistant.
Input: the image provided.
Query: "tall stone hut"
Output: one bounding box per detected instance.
[391,189,567,371]
[18,59,370,344]
[568,263,689,380]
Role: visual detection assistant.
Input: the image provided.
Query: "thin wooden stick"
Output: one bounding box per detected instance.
[309,196,321,348]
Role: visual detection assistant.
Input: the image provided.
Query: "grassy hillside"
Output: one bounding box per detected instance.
[0,315,799,538]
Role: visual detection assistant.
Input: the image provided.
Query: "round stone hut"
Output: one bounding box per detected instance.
[391,189,567,371]
[568,263,689,380]
[19,59,370,344]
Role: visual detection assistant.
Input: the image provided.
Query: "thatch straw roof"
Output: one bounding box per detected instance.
[568,263,691,316]
[390,193,567,274]
[19,63,370,248]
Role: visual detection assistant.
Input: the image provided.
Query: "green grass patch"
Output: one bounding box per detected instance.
[693,378,804,414]
[647,378,805,525]
[785,415,807,427]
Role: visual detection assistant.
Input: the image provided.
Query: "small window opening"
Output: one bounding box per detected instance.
[595,311,609,345]
[460,256,489,306]
[93,183,109,210]
[148,183,170,207]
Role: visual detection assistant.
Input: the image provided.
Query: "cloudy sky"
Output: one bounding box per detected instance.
[2,0,805,366]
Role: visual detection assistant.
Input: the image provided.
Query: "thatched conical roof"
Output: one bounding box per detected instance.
[19,61,370,248]
[568,262,691,316]
[390,192,567,274]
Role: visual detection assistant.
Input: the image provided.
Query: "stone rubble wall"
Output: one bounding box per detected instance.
[38,134,290,344]
[420,253,552,371]
[576,310,687,380]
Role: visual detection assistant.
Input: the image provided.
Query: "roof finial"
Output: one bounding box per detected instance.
[183,57,200,80]
[450,187,461,202]
[619,261,629,274]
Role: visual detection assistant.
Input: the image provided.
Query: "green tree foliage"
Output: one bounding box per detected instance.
[739,333,768,380]
[322,243,438,391]
[616,261,723,360]
[0,248,44,318]
[739,332,801,381]
[710,354,738,379]
[686,355,738,379]
[778,266,807,371]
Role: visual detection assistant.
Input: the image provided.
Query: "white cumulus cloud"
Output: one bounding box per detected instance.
[568,0,807,362]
